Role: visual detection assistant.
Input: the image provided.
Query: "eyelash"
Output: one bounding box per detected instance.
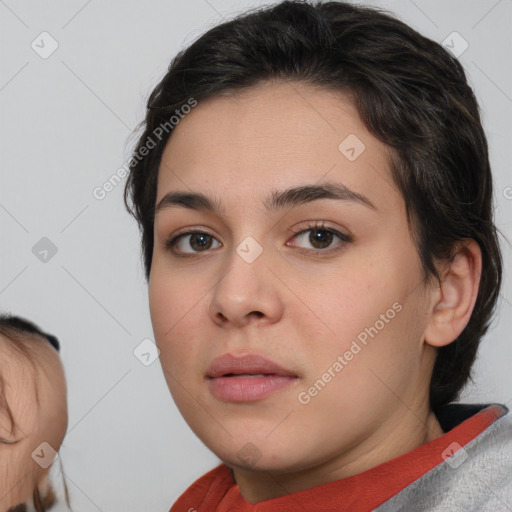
[164,221,352,258]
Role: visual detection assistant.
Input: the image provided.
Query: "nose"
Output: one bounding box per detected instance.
[208,244,284,329]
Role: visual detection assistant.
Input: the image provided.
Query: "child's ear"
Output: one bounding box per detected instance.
[424,239,482,348]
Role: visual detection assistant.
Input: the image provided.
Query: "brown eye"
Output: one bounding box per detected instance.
[166,231,221,255]
[187,233,214,251]
[308,229,334,249]
[290,223,351,252]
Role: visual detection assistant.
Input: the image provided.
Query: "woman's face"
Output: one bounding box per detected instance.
[0,335,68,510]
[149,81,438,477]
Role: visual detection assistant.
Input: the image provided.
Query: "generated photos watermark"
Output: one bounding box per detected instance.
[92,98,198,201]
[298,301,403,405]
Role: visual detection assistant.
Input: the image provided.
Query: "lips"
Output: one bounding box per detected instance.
[206,353,299,402]
[206,353,298,379]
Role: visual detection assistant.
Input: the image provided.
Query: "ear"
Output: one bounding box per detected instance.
[424,239,482,348]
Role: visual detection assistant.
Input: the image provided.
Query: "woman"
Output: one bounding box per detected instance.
[124,1,511,510]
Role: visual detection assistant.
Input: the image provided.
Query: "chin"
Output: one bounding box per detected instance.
[205,435,313,475]
[225,452,321,477]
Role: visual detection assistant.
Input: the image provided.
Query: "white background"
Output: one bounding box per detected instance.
[1,0,511,510]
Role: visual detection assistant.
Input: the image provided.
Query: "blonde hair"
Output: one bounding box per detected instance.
[0,314,71,512]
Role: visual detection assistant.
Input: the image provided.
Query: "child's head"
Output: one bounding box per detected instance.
[0,314,68,512]
[124,0,502,482]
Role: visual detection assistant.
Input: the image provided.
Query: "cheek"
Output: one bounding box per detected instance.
[298,261,388,345]
[149,266,195,339]
[0,450,35,505]
[148,269,206,379]
[299,247,419,376]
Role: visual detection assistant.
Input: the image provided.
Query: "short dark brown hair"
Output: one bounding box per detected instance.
[124,0,503,412]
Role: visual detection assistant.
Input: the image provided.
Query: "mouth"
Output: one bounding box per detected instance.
[223,373,272,377]
[206,353,299,402]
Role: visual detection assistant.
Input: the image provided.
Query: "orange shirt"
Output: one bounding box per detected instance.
[170,404,506,512]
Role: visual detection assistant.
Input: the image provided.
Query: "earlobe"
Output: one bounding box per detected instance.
[424,239,482,348]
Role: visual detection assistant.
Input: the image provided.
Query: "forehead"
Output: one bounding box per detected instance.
[0,334,38,431]
[156,81,397,215]
[0,334,63,429]
[0,332,58,363]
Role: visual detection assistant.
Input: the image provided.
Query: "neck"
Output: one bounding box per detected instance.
[231,409,444,504]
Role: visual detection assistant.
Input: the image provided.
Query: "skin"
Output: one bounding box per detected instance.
[149,80,482,504]
[0,334,68,511]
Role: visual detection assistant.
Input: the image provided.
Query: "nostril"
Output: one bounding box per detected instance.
[215,311,263,323]
[217,312,228,322]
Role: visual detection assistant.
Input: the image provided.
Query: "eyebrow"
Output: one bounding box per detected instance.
[154,181,378,216]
